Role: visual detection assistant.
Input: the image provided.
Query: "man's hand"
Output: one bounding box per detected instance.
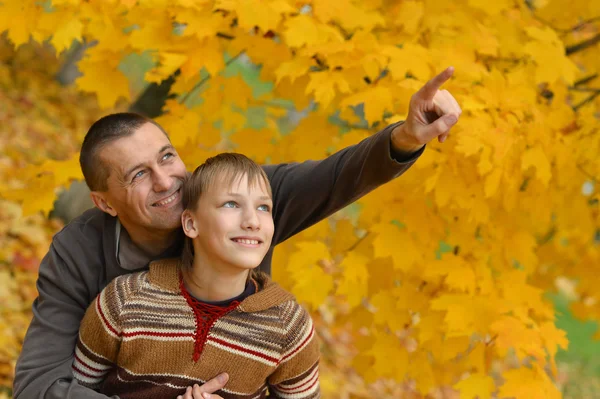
[391,66,462,155]
[176,373,228,399]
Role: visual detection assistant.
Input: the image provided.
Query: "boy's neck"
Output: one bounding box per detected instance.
[183,260,250,303]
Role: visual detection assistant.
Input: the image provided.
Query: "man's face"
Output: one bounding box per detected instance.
[190,173,274,272]
[96,122,188,234]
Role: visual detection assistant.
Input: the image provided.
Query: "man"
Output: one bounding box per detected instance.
[13,68,461,399]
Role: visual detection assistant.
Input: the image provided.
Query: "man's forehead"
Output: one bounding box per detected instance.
[100,125,172,175]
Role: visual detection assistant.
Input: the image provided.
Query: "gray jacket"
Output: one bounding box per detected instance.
[13,122,423,398]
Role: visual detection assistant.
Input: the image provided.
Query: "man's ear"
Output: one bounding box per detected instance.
[90,191,117,217]
[182,210,199,239]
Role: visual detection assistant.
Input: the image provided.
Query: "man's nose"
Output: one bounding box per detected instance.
[152,168,171,192]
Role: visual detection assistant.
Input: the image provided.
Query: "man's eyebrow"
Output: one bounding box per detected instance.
[123,162,145,181]
[123,145,175,180]
[158,144,174,153]
[226,192,272,201]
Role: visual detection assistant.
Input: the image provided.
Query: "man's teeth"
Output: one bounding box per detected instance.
[233,238,259,245]
[154,192,178,206]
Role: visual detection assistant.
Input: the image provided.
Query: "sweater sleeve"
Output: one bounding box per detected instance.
[268,302,320,398]
[72,278,124,390]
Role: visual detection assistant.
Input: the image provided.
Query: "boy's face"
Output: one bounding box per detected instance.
[187,173,274,272]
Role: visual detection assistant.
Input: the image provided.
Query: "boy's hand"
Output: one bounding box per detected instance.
[176,373,228,399]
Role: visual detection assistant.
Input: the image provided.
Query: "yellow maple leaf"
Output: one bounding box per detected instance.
[498,365,561,399]
[76,52,130,108]
[341,85,393,125]
[490,316,546,362]
[275,57,314,85]
[44,154,83,188]
[155,100,202,148]
[3,174,57,217]
[233,0,283,32]
[329,219,358,257]
[305,71,351,109]
[521,146,552,186]
[50,12,84,54]
[539,321,568,376]
[181,37,224,78]
[371,222,422,272]
[365,330,409,381]
[145,52,188,84]
[287,241,333,310]
[453,372,495,399]
[393,1,424,34]
[370,290,411,331]
[335,252,369,309]
[230,128,275,164]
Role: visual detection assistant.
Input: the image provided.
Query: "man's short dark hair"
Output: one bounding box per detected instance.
[79,113,168,191]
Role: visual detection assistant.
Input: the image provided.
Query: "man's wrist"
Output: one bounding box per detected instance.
[390,123,424,157]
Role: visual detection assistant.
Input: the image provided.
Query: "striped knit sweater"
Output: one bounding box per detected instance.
[72,259,320,399]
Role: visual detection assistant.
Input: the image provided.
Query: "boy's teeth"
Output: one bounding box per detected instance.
[234,238,259,245]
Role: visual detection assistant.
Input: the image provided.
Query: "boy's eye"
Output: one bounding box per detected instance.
[258,204,270,212]
[223,201,238,208]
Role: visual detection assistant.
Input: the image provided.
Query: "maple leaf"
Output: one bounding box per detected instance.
[498,365,562,399]
[76,53,130,108]
[230,128,275,163]
[335,252,369,309]
[341,85,394,125]
[287,241,333,310]
[453,372,495,399]
[305,71,351,109]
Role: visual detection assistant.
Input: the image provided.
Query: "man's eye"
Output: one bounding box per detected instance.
[223,201,238,208]
[162,152,174,161]
[133,170,145,181]
[258,204,270,212]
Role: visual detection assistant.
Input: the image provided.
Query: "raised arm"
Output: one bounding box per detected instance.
[263,67,462,265]
[264,121,422,247]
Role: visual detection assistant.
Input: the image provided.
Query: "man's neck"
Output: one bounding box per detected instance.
[183,258,249,303]
[121,221,181,258]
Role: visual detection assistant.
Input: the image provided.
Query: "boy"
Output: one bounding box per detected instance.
[72,153,319,399]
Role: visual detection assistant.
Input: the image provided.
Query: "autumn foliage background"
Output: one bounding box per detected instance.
[1,0,600,398]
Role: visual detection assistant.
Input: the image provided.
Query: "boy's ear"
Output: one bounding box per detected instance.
[90,191,117,217]
[182,210,199,239]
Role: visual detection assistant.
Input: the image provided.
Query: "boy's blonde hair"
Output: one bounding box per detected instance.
[181,153,272,275]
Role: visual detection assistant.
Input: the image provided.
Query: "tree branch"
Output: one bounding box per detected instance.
[573,90,600,111]
[569,87,600,93]
[566,33,600,55]
[574,73,598,86]
[178,50,246,105]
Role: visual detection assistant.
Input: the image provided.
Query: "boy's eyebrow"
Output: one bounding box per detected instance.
[123,144,174,180]
[226,192,272,201]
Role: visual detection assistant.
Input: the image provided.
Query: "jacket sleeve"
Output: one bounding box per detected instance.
[12,229,119,399]
[263,122,424,246]
[268,303,320,398]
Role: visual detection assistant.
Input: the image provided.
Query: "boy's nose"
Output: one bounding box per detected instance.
[241,211,260,230]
